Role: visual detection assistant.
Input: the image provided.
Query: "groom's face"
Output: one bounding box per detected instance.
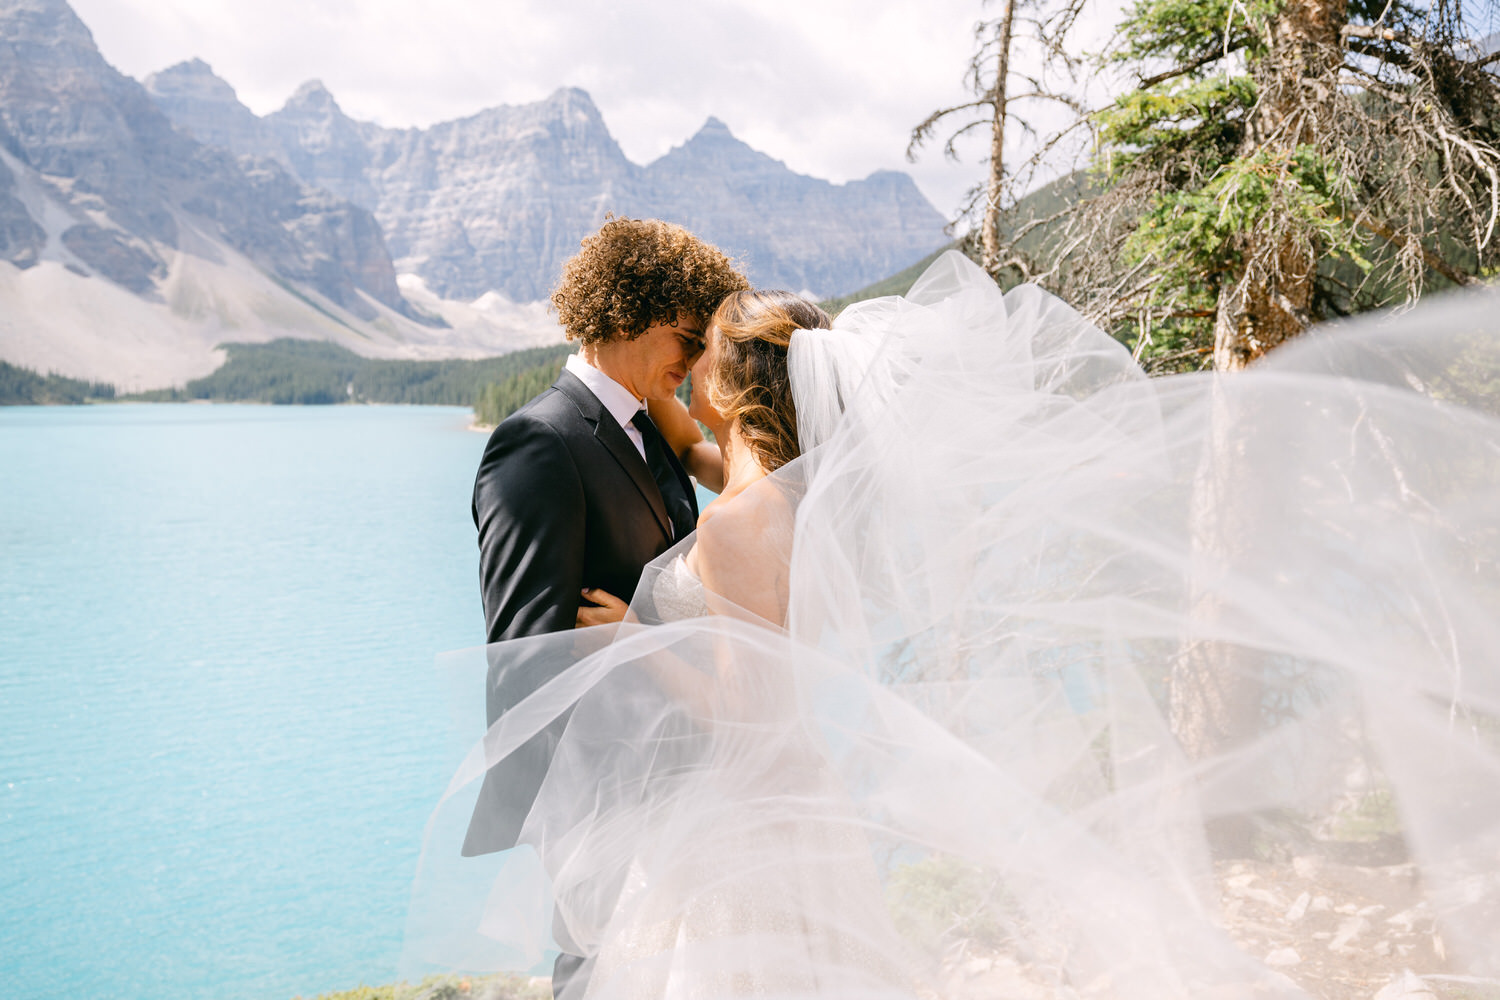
[614,316,707,400]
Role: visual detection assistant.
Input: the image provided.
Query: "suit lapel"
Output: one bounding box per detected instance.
[553,370,674,542]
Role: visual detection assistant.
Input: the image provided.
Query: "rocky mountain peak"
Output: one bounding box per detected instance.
[144,58,234,100]
[653,114,779,177]
[147,57,213,81]
[281,79,343,116]
[684,116,747,150]
[856,168,913,188]
[456,87,606,136]
[263,78,376,208]
[0,0,95,46]
[141,59,250,119]
[0,0,111,87]
[546,85,596,108]
[142,58,273,160]
[0,0,194,247]
[531,86,614,135]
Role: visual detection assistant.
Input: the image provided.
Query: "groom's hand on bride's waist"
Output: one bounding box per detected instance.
[576,586,628,628]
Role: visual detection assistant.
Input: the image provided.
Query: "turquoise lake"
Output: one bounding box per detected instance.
[1,404,507,1000]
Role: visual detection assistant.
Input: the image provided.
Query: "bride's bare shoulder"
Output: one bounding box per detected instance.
[687,478,795,624]
[695,477,794,548]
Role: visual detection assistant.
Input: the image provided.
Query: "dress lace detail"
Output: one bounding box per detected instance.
[648,555,713,622]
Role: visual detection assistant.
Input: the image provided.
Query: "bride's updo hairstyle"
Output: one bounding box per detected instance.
[705,290,832,473]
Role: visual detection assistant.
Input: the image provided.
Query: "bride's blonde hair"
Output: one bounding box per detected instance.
[705,290,832,473]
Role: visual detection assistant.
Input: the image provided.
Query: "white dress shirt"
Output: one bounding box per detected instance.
[565,353,646,460]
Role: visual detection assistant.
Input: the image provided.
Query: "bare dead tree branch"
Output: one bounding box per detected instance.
[909,0,1092,273]
[1354,216,1480,286]
[1136,41,1250,90]
[1341,23,1403,41]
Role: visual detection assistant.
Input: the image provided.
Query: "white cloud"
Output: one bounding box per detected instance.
[68,0,1127,220]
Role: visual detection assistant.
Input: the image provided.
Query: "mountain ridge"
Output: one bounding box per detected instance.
[143,62,949,302]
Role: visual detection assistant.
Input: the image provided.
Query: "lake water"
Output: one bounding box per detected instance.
[1,404,508,1000]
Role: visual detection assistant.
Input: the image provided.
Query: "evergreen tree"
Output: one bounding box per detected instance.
[473,356,570,427]
[0,361,116,405]
[1049,0,1499,371]
[167,340,572,409]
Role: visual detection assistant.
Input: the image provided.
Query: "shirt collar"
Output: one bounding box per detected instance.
[565,352,644,430]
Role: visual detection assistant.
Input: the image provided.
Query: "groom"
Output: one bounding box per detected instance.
[463,217,747,995]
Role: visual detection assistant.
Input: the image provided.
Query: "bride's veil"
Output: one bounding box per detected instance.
[406,251,1500,997]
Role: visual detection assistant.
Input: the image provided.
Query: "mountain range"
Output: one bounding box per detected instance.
[143,64,946,303]
[0,0,946,389]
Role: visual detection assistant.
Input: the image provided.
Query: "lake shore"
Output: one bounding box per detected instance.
[299,973,548,1000]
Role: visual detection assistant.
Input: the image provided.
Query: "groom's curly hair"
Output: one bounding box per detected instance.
[552,218,748,345]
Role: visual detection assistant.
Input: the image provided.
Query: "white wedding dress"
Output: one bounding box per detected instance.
[406,253,1500,999]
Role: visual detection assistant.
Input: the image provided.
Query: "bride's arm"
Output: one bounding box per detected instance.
[647,393,725,493]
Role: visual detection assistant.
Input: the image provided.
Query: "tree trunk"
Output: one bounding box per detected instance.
[1180,0,1346,846]
[1211,0,1346,371]
[981,0,1017,275]
[1171,383,1266,857]
[1212,239,1317,371]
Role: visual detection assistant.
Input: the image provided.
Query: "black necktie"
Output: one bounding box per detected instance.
[631,410,696,540]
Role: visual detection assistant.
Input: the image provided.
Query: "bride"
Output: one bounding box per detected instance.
[407,252,1500,999]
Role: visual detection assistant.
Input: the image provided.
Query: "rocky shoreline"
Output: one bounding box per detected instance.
[300,852,1499,1000]
[298,974,548,1000]
[936,856,1500,1000]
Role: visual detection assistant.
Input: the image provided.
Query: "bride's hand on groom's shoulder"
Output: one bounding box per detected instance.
[576,587,628,627]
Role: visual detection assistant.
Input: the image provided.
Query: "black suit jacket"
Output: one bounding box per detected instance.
[463,368,697,856]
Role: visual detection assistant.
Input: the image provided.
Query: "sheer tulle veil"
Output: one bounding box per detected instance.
[406,252,1500,998]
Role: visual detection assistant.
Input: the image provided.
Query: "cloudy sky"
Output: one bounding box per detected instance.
[68,0,1126,219]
